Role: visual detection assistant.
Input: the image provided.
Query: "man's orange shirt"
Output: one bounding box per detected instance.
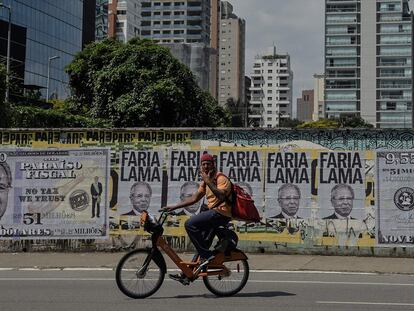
[198,173,232,218]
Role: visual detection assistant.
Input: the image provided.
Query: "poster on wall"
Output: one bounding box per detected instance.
[218,149,265,216]
[166,150,206,216]
[117,150,164,217]
[317,151,366,220]
[377,150,414,245]
[264,151,312,219]
[0,148,110,239]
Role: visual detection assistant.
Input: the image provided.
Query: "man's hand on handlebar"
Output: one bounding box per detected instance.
[159,206,177,213]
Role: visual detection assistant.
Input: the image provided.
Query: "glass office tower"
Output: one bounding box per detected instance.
[0,0,83,99]
[325,0,413,128]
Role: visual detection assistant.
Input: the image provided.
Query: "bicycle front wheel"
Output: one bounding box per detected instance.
[116,248,165,299]
[203,259,249,297]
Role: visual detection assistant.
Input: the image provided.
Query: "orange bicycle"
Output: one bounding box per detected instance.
[115,210,249,298]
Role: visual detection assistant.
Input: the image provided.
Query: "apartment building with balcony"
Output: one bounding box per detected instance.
[139,0,212,90]
[107,0,141,42]
[325,0,413,128]
[248,46,293,128]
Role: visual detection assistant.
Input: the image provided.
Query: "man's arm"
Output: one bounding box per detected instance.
[202,171,230,202]
[204,179,228,202]
[162,191,204,211]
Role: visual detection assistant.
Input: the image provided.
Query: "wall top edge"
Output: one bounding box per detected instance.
[0,128,412,132]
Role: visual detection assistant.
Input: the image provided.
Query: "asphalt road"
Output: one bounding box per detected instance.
[1,269,414,311]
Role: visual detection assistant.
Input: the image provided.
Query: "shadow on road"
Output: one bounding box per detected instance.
[235,291,296,298]
[150,291,295,299]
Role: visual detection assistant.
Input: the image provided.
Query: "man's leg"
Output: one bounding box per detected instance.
[185,210,230,260]
[96,202,100,218]
[170,210,230,283]
[92,199,96,218]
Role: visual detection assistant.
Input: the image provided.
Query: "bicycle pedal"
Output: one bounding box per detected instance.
[168,274,190,286]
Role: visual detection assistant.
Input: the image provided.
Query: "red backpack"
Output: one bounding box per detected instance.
[216,173,261,223]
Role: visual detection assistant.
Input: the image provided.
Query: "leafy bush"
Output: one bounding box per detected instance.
[10,105,110,128]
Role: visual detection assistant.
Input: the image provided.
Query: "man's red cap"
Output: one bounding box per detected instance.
[200,153,214,163]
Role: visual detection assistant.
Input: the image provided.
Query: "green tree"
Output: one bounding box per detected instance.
[10,105,110,128]
[280,118,304,128]
[297,116,374,129]
[66,38,230,127]
[297,118,340,128]
[339,115,374,128]
[225,98,244,127]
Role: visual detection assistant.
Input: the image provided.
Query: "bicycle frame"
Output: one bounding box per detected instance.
[142,211,248,280]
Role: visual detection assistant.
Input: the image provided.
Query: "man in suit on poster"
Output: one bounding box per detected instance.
[174,181,204,216]
[122,181,152,216]
[270,183,301,219]
[323,184,355,220]
[90,176,103,218]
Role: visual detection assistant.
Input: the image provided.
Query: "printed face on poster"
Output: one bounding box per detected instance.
[317,151,365,220]
[117,150,163,217]
[167,150,206,216]
[264,151,312,219]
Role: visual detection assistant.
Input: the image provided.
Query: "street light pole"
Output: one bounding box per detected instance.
[46,55,59,101]
[0,2,11,103]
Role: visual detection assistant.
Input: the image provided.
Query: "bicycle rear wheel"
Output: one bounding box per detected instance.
[116,248,165,299]
[203,259,249,297]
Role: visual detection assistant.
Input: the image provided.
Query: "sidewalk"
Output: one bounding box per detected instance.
[1,252,414,274]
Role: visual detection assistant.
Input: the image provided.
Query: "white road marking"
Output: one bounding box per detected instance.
[0,278,413,287]
[0,268,382,275]
[0,266,411,276]
[248,280,414,286]
[250,270,378,275]
[167,268,379,275]
[64,268,113,271]
[317,301,414,306]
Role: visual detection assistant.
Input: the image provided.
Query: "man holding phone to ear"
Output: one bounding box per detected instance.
[162,153,232,282]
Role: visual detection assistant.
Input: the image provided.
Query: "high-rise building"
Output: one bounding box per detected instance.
[297,90,314,122]
[248,46,293,128]
[209,0,220,99]
[325,0,413,128]
[139,0,211,45]
[0,0,87,99]
[313,73,325,121]
[163,42,211,89]
[139,0,212,90]
[218,1,246,124]
[83,0,97,48]
[107,0,141,42]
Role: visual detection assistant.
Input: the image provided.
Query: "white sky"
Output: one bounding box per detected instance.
[231,0,325,116]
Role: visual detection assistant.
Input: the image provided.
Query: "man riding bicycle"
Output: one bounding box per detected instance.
[162,153,232,283]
